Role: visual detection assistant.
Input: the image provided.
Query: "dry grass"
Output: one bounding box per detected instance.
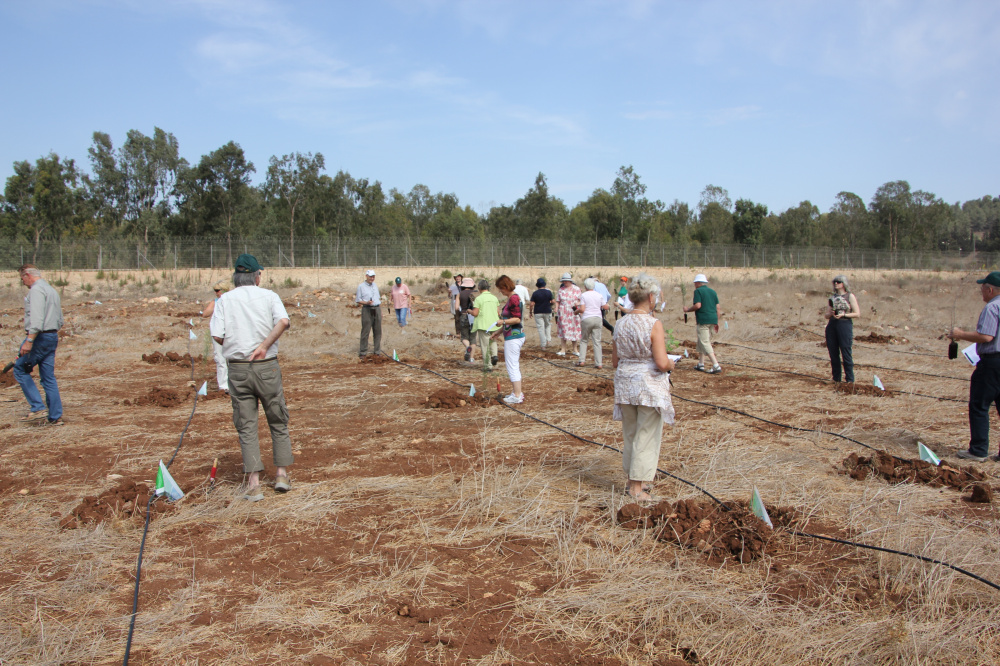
[1,267,1000,664]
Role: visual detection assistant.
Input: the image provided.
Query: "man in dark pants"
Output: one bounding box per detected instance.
[355,269,382,357]
[210,254,293,501]
[948,271,1000,462]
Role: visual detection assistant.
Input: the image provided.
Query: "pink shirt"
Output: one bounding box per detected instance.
[580,290,604,319]
[391,283,411,309]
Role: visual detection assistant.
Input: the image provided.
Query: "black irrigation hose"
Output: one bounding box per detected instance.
[788,326,945,359]
[381,351,1000,593]
[723,360,967,404]
[123,364,201,666]
[719,341,970,382]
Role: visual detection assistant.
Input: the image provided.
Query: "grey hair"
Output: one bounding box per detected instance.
[833,274,850,293]
[583,277,596,291]
[627,273,661,304]
[22,267,41,278]
[477,279,490,292]
[233,271,259,288]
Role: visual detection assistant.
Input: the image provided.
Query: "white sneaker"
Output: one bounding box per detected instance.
[503,393,524,404]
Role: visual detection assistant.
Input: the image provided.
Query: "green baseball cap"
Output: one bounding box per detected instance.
[976,271,1000,287]
[234,253,262,273]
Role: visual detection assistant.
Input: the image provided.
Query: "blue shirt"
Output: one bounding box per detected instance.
[593,281,611,304]
[976,294,1000,355]
[356,281,381,306]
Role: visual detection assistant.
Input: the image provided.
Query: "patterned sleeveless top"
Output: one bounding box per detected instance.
[612,313,675,424]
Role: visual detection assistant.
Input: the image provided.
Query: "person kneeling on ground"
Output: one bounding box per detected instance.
[210,253,294,501]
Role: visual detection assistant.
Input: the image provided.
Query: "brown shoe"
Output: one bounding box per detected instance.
[19,410,48,422]
[47,418,65,426]
[274,474,291,493]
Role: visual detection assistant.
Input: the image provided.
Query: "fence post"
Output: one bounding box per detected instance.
[60,243,63,271]
[318,244,321,268]
[210,244,213,268]
[174,243,177,270]
[278,245,281,268]
[137,244,140,270]
[376,244,378,267]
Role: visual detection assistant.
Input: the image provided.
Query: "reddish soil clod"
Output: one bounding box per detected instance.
[834,383,895,397]
[617,498,779,563]
[854,331,908,345]
[141,351,204,366]
[576,380,614,397]
[842,451,987,491]
[424,389,492,409]
[61,479,173,529]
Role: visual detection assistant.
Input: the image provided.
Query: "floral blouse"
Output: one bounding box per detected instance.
[612,313,674,424]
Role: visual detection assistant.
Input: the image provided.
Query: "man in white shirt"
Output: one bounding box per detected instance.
[590,276,615,335]
[355,269,382,357]
[513,279,531,307]
[210,254,292,501]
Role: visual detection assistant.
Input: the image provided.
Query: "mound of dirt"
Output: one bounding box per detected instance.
[141,351,204,366]
[577,380,614,397]
[124,387,184,407]
[0,373,16,389]
[60,479,173,529]
[679,340,698,350]
[617,498,775,563]
[424,389,493,409]
[842,451,987,491]
[855,332,908,345]
[360,354,393,365]
[834,383,896,398]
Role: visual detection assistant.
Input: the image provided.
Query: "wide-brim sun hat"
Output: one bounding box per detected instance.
[460,277,475,288]
[560,273,574,283]
[693,273,708,283]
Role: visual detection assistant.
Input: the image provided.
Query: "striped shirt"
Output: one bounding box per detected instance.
[976,294,1000,355]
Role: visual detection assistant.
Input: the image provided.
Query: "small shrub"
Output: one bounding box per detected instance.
[282,277,302,289]
[108,270,119,280]
[52,277,69,287]
[82,283,93,292]
[144,276,159,287]
[118,279,127,287]
[440,269,453,279]
[96,269,105,280]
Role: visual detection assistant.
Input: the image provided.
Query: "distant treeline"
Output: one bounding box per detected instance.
[2,127,999,267]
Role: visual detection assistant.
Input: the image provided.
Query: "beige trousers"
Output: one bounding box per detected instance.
[696,324,715,358]
[228,358,294,473]
[579,316,603,365]
[620,404,663,482]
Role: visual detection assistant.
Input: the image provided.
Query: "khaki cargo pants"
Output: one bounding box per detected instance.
[228,357,294,473]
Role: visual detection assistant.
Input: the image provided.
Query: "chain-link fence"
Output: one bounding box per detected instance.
[2,238,997,272]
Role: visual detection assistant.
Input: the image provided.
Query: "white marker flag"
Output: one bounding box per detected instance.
[918,442,941,466]
[469,383,476,397]
[189,329,198,340]
[873,375,884,391]
[155,460,185,501]
[197,381,208,396]
[750,486,773,528]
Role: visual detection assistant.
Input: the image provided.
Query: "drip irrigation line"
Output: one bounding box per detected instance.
[718,341,969,382]
[379,351,1000,593]
[123,361,202,666]
[788,326,945,359]
[722,360,966,404]
[788,530,1000,592]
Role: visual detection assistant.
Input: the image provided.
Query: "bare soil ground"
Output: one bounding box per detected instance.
[1,266,999,664]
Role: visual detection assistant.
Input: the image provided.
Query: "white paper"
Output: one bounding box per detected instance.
[963,344,980,366]
[668,354,682,363]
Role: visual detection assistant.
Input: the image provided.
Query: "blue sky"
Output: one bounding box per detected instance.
[2,0,998,216]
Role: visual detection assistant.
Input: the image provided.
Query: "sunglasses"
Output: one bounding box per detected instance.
[833,280,843,284]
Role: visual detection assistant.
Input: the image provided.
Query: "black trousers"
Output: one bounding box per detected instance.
[601,311,614,333]
[968,355,1000,457]
[825,318,854,382]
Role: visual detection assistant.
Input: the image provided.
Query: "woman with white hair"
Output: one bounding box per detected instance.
[576,277,609,368]
[612,273,675,502]
[824,274,860,383]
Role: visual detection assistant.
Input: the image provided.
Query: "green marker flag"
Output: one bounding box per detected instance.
[918,442,941,466]
[750,486,773,528]
[393,349,398,361]
[155,464,164,496]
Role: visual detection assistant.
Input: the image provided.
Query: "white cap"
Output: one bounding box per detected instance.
[693,274,708,284]
[365,269,376,277]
